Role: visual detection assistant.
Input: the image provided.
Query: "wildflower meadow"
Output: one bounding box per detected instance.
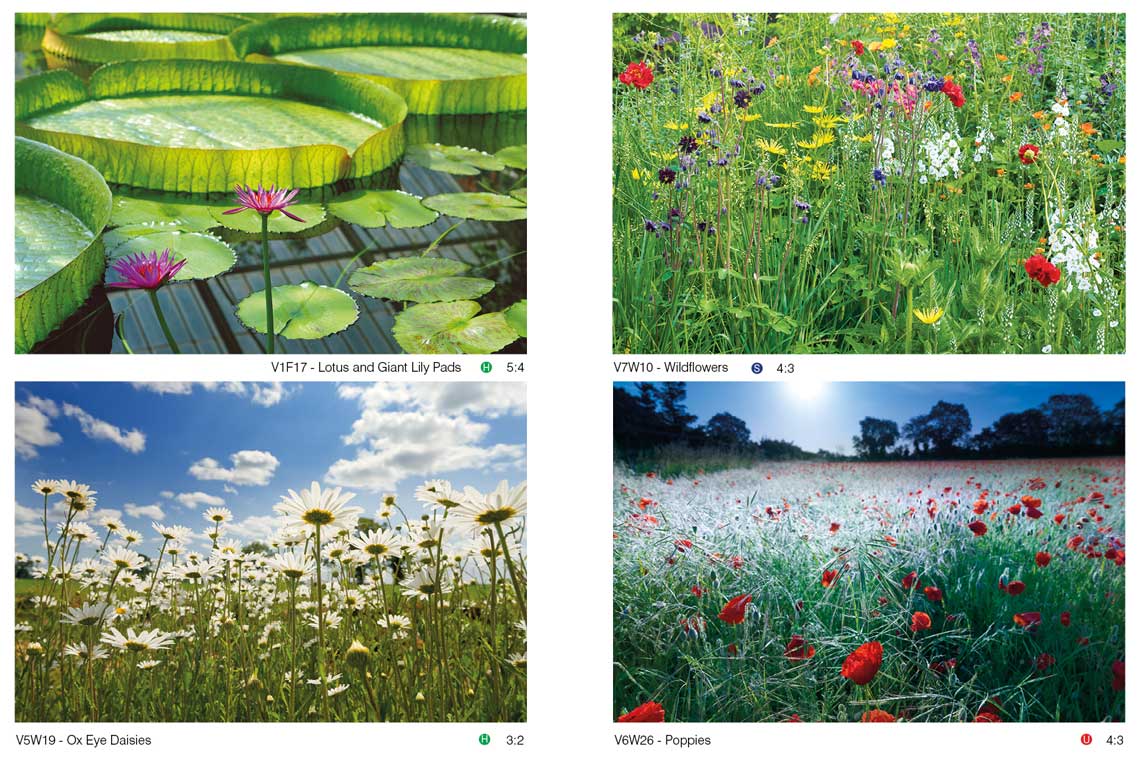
[613,13,1125,354]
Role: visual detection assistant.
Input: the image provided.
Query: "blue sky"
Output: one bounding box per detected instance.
[15,382,526,558]
[618,381,1124,454]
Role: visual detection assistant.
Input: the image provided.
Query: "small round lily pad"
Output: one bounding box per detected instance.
[236,282,359,339]
[326,189,438,228]
[495,144,526,169]
[422,192,527,222]
[348,257,494,303]
[405,143,505,175]
[392,300,518,354]
[504,299,527,337]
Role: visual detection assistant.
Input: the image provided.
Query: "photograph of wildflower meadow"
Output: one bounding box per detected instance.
[16,12,526,354]
[614,382,1124,722]
[613,13,1125,354]
[15,382,526,721]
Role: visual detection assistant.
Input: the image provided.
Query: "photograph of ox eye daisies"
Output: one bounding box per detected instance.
[14,11,527,354]
[13,381,526,722]
[613,381,1125,723]
[612,12,1125,354]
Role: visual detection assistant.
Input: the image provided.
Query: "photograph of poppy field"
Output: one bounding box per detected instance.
[614,381,1124,722]
[612,13,1125,354]
[15,381,526,721]
[16,12,526,354]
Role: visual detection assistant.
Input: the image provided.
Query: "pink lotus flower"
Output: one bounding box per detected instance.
[223,183,305,221]
[107,249,187,290]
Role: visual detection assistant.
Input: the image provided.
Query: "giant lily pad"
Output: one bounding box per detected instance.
[404,112,527,153]
[110,194,221,232]
[348,258,494,303]
[236,282,359,340]
[495,144,527,169]
[105,230,236,281]
[392,300,518,354]
[15,137,112,353]
[504,299,527,337]
[423,192,527,222]
[326,190,438,228]
[232,14,526,114]
[405,143,505,175]
[42,13,248,63]
[16,60,408,193]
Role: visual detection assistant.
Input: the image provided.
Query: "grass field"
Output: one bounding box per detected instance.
[614,458,1124,722]
[612,13,1125,354]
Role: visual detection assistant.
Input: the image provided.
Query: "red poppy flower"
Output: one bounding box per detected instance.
[902,571,918,590]
[941,78,966,108]
[1025,506,1043,519]
[860,709,896,722]
[1053,514,1065,525]
[727,643,739,657]
[784,635,816,661]
[618,61,654,90]
[821,569,839,588]
[1018,143,1040,164]
[691,585,704,597]
[930,658,957,674]
[1007,580,1026,596]
[783,714,803,722]
[1111,660,1125,691]
[974,711,1003,723]
[1035,551,1052,568]
[718,593,752,625]
[830,522,841,533]
[1060,611,1071,627]
[1013,611,1042,629]
[1036,653,1056,671]
[852,39,865,56]
[910,611,932,632]
[618,701,665,722]
[968,521,988,537]
[841,641,883,685]
[1024,254,1061,286]
[923,586,943,603]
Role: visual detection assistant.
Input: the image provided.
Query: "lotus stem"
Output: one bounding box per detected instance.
[147,289,181,354]
[261,213,274,354]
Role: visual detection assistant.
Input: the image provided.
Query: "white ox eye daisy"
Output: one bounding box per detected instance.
[349,529,403,558]
[274,482,362,533]
[376,614,411,630]
[453,480,527,534]
[32,479,61,496]
[266,552,314,580]
[100,627,175,652]
[101,518,123,533]
[203,506,233,524]
[119,529,142,545]
[64,521,97,541]
[212,538,243,559]
[63,642,109,661]
[137,659,162,670]
[56,481,97,502]
[105,546,145,572]
[61,602,112,627]
[152,522,193,542]
[415,480,462,510]
[400,567,452,600]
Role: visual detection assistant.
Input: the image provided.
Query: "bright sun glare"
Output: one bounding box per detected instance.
[787,380,827,403]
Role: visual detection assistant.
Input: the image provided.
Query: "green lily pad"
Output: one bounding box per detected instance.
[236,282,359,340]
[495,144,527,169]
[509,187,527,205]
[392,300,518,354]
[209,203,326,234]
[326,189,438,228]
[110,194,221,232]
[422,192,527,222]
[405,143,505,175]
[106,230,236,281]
[348,257,494,303]
[504,299,527,337]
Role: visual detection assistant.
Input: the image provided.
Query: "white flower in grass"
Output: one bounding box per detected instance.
[100,627,175,652]
[203,506,233,525]
[137,659,162,670]
[323,538,352,562]
[266,552,314,580]
[212,538,243,560]
[105,546,145,572]
[152,522,193,542]
[306,672,341,686]
[400,567,452,600]
[61,602,112,627]
[63,521,96,541]
[327,683,350,697]
[274,482,362,533]
[32,479,61,496]
[174,561,220,583]
[377,614,412,631]
[305,610,342,630]
[453,480,527,535]
[63,642,109,661]
[57,481,97,503]
[350,528,404,558]
[119,528,142,545]
[415,480,462,510]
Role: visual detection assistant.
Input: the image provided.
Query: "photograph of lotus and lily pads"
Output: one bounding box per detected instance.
[15,381,526,721]
[614,381,1124,722]
[612,13,1125,354]
[16,12,527,354]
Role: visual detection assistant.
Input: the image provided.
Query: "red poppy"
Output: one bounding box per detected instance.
[691,585,704,597]
[718,593,752,625]
[1025,506,1044,519]
[1035,551,1052,568]
[618,61,654,90]
[910,611,932,632]
[841,641,883,685]
[1036,653,1056,671]
[821,569,839,588]
[930,658,957,674]
[968,520,988,537]
[727,643,739,657]
[1013,611,1042,629]
[1024,254,1061,286]
[1053,514,1066,525]
[783,714,803,722]
[830,522,841,533]
[784,635,816,661]
[924,586,943,603]
[941,78,966,108]
[974,711,1003,723]
[1018,143,1040,164]
[1111,660,1124,691]
[860,709,896,722]
[1006,580,1026,596]
[618,701,665,722]
[901,571,918,590]
[852,39,865,56]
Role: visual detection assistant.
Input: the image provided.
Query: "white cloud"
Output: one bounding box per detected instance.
[15,397,62,458]
[175,491,226,509]
[337,382,525,418]
[160,490,175,499]
[224,514,288,542]
[326,443,525,491]
[189,450,279,486]
[61,403,146,454]
[125,503,165,520]
[222,485,238,495]
[132,382,292,407]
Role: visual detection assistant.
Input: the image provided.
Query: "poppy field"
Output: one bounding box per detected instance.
[614,458,1125,722]
[612,13,1125,354]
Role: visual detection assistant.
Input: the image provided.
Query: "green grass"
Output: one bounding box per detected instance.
[612,13,1125,354]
